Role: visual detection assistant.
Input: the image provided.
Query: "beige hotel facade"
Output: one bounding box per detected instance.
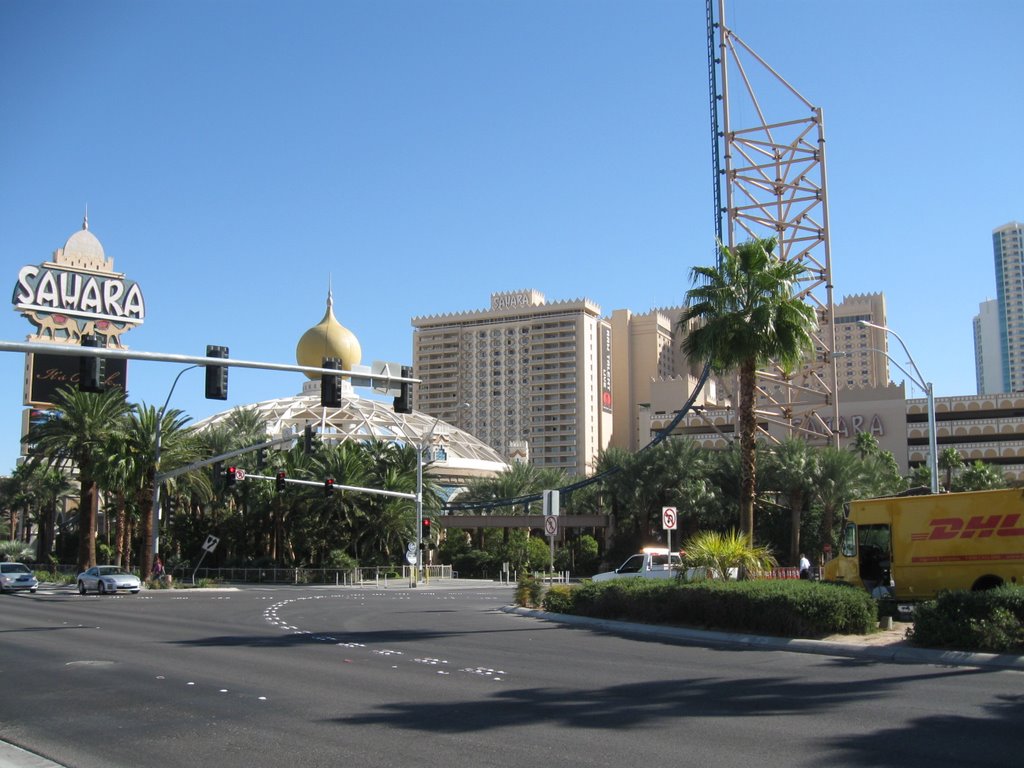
[412,290,613,477]
[412,289,1024,483]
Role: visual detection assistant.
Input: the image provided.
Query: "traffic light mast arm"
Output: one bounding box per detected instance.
[156,434,298,483]
[230,473,416,500]
[0,340,420,386]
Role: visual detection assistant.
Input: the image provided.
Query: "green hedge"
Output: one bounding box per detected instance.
[908,587,1024,653]
[538,579,877,638]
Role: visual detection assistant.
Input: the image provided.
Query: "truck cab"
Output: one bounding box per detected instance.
[828,512,893,597]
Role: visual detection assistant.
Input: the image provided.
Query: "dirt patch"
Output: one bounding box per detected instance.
[823,622,911,646]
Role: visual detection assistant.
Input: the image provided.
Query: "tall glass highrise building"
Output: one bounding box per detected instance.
[993,222,1024,393]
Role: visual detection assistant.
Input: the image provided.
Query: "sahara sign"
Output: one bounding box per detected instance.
[14,266,144,327]
[11,218,145,346]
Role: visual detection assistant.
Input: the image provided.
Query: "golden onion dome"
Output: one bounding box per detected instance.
[295,288,362,379]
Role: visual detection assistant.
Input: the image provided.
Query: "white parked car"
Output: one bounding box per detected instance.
[0,562,39,593]
[77,566,141,595]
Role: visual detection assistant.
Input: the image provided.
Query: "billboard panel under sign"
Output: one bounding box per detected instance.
[26,353,127,407]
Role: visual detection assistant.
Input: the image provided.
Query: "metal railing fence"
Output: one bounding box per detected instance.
[186,564,453,586]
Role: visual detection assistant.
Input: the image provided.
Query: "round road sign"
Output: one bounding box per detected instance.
[662,506,677,530]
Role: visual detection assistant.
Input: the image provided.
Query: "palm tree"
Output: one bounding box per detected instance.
[631,438,717,542]
[2,463,37,544]
[812,447,863,555]
[938,447,965,491]
[271,445,320,563]
[462,462,553,510]
[25,386,132,572]
[765,438,817,566]
[591,447,636,560]
[680,237,817,542]
[850,431,880,460]
[33,464,74,562]
[221,407,269,452]
[847,431,905,498]
[952,460,1006,492]
[121,404,194,577]
[311,440,373,563]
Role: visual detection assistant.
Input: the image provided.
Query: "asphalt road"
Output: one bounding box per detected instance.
[2,583,1023,768]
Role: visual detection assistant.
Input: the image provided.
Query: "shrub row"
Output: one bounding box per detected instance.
[908,587,1024,653]
[538,578,877,638]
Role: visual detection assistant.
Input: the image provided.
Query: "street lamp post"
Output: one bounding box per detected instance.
[413,404,469,586]
[150,365,199,570]
[858,321,939,494]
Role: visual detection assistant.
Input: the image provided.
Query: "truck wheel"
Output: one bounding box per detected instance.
[971,575,1003,591]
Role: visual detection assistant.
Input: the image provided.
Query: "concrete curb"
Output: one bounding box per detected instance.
[0,741,62,768]
[502,606,1024,671]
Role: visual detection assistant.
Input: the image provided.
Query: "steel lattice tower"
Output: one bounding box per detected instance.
[708,0,840,445]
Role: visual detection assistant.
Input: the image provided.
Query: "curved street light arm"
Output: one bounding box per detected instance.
[858,320,927,393]
[858,323,938,494]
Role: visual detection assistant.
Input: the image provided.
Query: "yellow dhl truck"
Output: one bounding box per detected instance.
[822,488,1024,600]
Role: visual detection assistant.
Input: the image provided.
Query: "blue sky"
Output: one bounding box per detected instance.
[1,0,1022,474]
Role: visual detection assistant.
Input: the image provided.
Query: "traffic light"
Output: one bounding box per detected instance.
[213,461,223,491]
[256,447,266,469]
[393,365,413,414]
[324,477,335,497]
[421,517,431,538]
[205,345,229,400]
[321,357,342,408]
[225,466,237,487]
[78,335,106,392]
[276,470,286,493]
[304,424,314,454]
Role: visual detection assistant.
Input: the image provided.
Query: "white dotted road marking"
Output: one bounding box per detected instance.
[261,593,508,682]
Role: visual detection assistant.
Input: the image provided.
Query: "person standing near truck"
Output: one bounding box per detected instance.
[799,554,811,579]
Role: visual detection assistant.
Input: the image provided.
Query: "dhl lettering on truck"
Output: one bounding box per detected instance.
[911,514,1024,540]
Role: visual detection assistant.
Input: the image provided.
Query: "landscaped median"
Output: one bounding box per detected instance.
[519,577,1024,654]
[529,578,877,639]
[908,586,1024,653]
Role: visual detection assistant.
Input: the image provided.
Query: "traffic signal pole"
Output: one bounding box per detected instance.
[414,442,424,587]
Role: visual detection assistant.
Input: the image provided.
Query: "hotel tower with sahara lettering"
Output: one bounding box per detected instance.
[412,289,899,477]
[413,289,1024,483]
